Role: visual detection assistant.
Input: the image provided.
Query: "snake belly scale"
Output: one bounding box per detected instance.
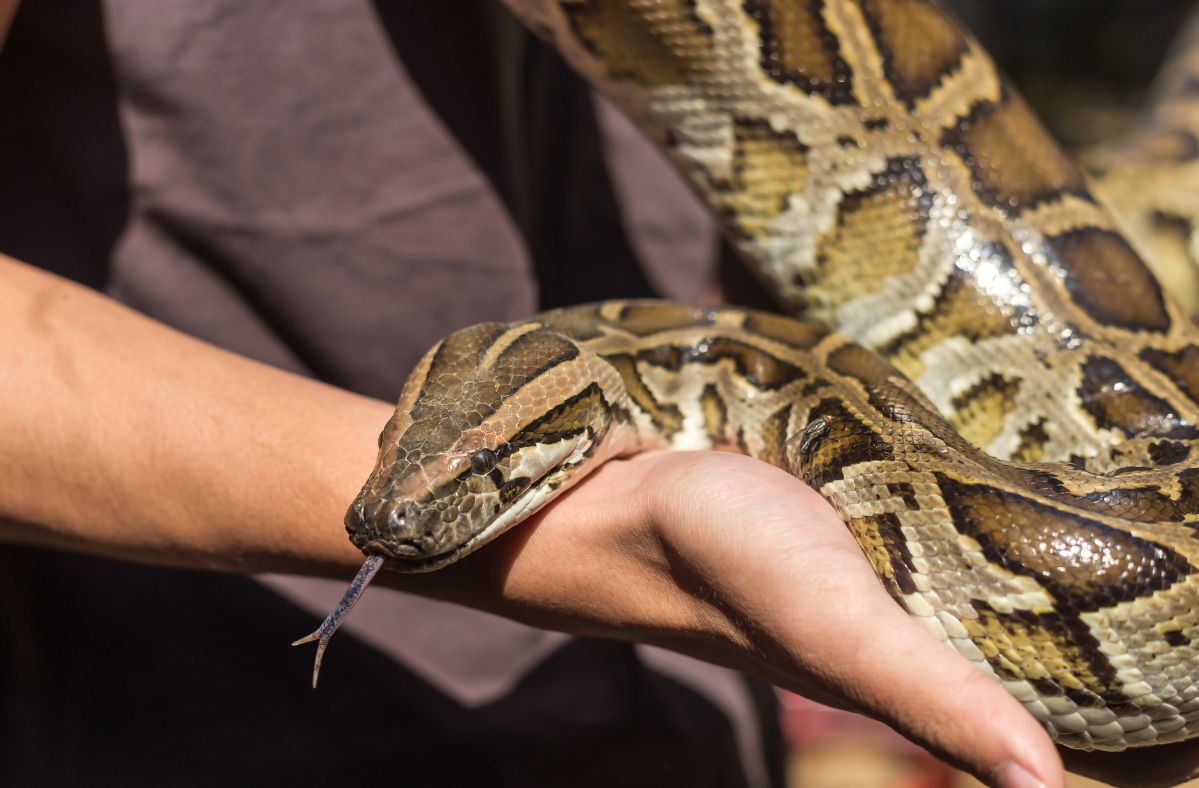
[294,0,1199,752]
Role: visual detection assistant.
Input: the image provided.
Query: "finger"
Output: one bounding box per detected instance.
[742,540,1065,788]
[661,458,1067,788]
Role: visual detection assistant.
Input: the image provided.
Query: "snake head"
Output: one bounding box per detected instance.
[345,319,625,572]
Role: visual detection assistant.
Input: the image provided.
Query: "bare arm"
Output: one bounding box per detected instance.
[0,256,1076,787]
[0,255,391,574]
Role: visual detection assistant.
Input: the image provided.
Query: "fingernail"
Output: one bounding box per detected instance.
[996,761,1045,788]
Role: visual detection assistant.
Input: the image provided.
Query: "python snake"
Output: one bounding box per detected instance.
[295,0,1199,753]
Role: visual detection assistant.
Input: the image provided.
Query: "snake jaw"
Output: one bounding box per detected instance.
[291,554,386,688]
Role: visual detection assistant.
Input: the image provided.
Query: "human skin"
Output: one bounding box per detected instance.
[2,5,1198,784]
[5,255,1199,787]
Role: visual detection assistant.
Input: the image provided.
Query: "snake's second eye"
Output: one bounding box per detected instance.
[470,448,498,475]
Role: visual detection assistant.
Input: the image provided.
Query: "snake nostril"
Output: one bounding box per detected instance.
[361,496,385,524]
[386,505,406,533]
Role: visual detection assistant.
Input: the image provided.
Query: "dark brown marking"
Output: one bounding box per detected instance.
[1047,229,1171,333]
[799,398,894,489]
[743,311,827,349]
[804,157,934,308]
[859,0,968,108]
[849,512,918,596]
[716,118,812,238]
[603,354,686,436]
[628,337,807,390]
[743,0,855,104]
[940,87,1087,211]
[965,601,1122,706]
[1080,356,1198,440]
[888,481,920,510]
[880,245,1027,369]
[538,305,609,341]
[1013,418,1050,463]
[609,301,717,336]
[404,323,580,459]
[937,474,1196,613]
[1165,629,1190,647]
[505,382,610,454]
[564,0,716,86]
[950,372,1021,449]
[1149,440,1191,466]
[699,384,729,444]
[758,403,793,467]
[801,378,832,397]
[1142,345,1199,408]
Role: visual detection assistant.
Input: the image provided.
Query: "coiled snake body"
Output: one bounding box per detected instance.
[296,0,1199,752]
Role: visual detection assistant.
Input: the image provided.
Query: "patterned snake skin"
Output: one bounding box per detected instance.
[295,1,1199,752]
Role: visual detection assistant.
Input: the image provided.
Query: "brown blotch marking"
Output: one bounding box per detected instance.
[825,343,952,436]
[1164,629,1190,647]
[734,426,750,455]
[717,118,811,240]
[1080,355,1198,440]
[538,304,610,342]
[827,342,903,388]
[805,157,934,305]
[602,354,685,436]
[937,474,1196,612]
[743,0,855,104]
[607,301,715,336]
[940,87,1087,211]
[757,403,793,468]
[1131,128,1199,165]
[858,0,968,108]
[743,311,827,350]
[1074,481,1199,525]
[491,329,581,393]
[402,323,577,458]
[1013,418,1050,463]
[506,382,608,452]
[799,398,895,490]
[1047,229,1171,333]
[1153,211,1193,241]
[499,477,531,505]
[949,373,1021,450]
[801,378,832,397]
[887,481,920,510]
[564,0,716,86]
[1149,440,1192,466]
[1142,345,1199,408]
[879,248,1023,376]
[635,336,807,390]
[964,602,1121,705]
[848,512,918,596]
[698,384,730,445]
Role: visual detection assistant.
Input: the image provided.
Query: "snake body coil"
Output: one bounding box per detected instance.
[297,0,1199,752]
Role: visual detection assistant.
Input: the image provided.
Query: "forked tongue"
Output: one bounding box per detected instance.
[291,555,386,688]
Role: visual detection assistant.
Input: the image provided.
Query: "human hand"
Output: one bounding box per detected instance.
[382,450,1074,788]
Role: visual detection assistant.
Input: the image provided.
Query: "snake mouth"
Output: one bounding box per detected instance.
[365,476,552,573]
[360,537,471,572]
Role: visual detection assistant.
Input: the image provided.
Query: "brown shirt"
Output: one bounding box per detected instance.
[0,1,781,786]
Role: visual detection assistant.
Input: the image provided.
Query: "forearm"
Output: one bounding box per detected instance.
[0,255,391,575]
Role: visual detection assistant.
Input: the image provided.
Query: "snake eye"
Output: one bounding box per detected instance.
[470,448,498,475]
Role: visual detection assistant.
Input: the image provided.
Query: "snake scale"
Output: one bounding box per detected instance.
[294,0,1199,753]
